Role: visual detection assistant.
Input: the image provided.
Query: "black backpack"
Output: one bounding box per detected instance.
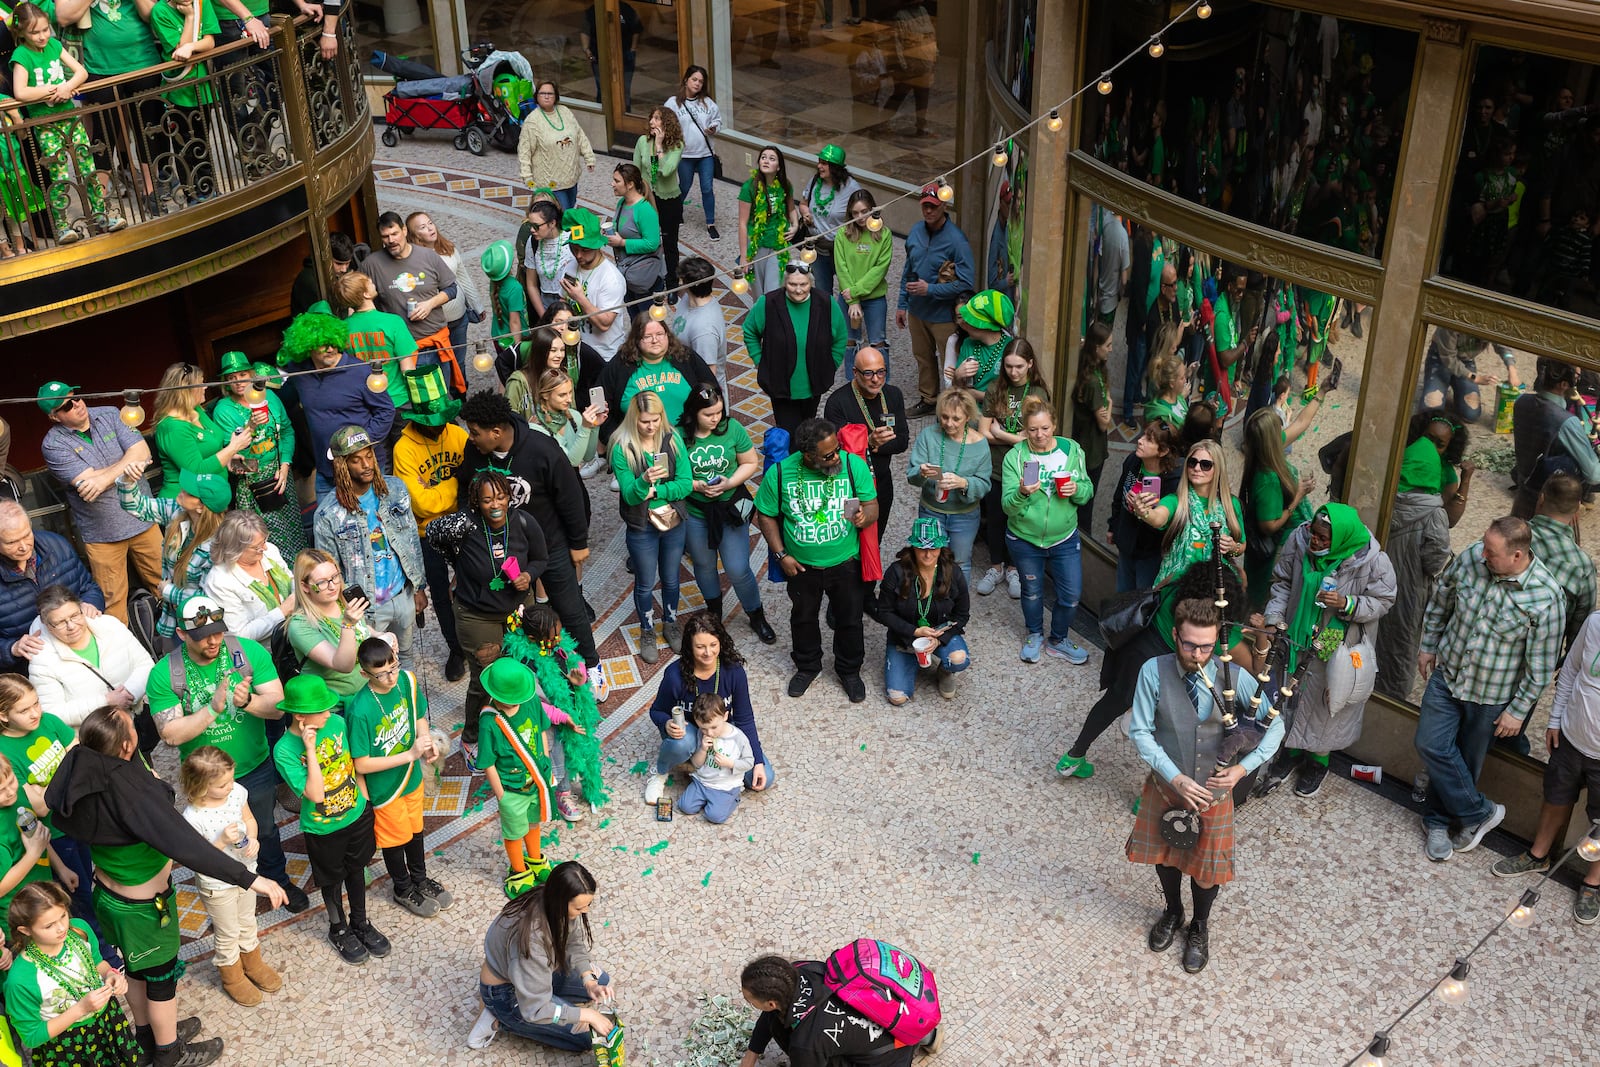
[126,590,171,659]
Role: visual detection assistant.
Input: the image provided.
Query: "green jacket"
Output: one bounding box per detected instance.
[634,136,683,200]
[834,229,893,302]
[1000,436,1092,547]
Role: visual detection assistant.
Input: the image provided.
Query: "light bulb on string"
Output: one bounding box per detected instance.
[1148,37,1165,59]
[1354,1033,1389,1067]
[867,212,884,232]
[799,242,818,265]
[471,341,494,374]
[936,177,954,202]
[991,143,1008,168]
[1197,2,1213,18]
[366,367,389,394]
[561,325,581,346]
[1046,110,1063,132]
[1434,959,1469,1006]
[649,295,669,321]
[730,276,749,295]
[1507,888,1540,929]
[1578,822,1600,862]
[1097,73,1113,96]
[119,390,145,428]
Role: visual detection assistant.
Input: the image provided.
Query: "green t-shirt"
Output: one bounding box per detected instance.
[11,39,75,118]
[492,275,528,346]
[0,811,53,936]
[287,614,369,697]
[80,0,164,76]
[3,919,106,1048]
[149,0,219,108]
[738,176,789,251]
[619,358,693,425]
[752,452,877,569]
[345,307,419,411]
[273,715,366,834]
[79,634,101,669]
[0,713,76,833]
[346,672,428,806]
[1142,395,1188,429]
[686,421,754,513]
[144,639,277,775]
[1250,468,1313,533]
[476,703,549,794]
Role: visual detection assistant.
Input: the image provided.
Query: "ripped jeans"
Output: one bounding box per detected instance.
[884,635,969,702]
[1005,530,1082,641]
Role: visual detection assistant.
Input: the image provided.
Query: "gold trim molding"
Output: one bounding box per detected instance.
[1423,18,1464,45]
[312,124,378,211]
[1420,280,1600,366]
[1067,153,1384,303]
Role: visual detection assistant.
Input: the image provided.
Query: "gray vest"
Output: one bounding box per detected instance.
[1512,392,1573,487]
[1151,655,1222,782]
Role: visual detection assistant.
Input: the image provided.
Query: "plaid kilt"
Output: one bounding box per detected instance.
[1125,772,1236,888]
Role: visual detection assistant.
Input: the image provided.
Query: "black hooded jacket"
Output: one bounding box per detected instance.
[455,418,589,552]
[45,746,257,890]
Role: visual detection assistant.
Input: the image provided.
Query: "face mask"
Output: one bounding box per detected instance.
[1310,545,1329,556]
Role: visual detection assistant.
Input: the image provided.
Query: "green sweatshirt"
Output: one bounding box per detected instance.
[634,136,683,199]
[905,426,992,515]
[1000,436,1093,547]
[612,432,694,511]
[834,229,893,302]
[743,296,848,401]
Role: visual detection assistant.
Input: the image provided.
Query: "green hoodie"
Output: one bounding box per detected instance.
[1000,436,1092,547]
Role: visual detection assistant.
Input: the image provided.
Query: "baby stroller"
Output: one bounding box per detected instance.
[465,46,536,153]
[372,50,496,155]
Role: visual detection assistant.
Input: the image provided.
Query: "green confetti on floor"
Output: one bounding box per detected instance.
[859,743,866,751]
[599,818,612,829]
[747,835,754,842]
[1330,403,1342,409]
[641,867,653,877]
[971,852,980,865]
[603,920,610,927]
[646,840,670,855]
[701,871,712,887]
[1311,425,1320,433]
[629,760,649,774]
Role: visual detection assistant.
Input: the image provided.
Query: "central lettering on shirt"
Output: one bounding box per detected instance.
[690,442,729,481]
[782,472,851,546]
[372,697,413,755]
[23,737,66,786]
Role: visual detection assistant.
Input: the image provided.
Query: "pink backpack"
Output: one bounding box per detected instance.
[822,939,940,1045]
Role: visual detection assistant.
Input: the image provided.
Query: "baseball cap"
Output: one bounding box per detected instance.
[919,183,943,205]
[327,425,376,460]
[37,382,80,414]
[178,594,228,639]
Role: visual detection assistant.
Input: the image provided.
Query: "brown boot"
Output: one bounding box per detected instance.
[239,946,283,993]
[218,959,262,1005]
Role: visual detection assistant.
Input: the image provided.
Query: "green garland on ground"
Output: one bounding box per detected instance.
[503,620,608,807]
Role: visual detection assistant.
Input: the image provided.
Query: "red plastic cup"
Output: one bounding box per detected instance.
[1054,475,1073,498]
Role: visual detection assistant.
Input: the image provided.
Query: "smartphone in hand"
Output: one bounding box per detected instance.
[842,498,861,520]
[1022,460,1041,488]
[588,386,606,410]
[343,585,367,605]
[1138,475,1162,498]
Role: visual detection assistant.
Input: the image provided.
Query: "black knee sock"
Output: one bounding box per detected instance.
[1190,880,1219,924]
[1070,693,1127,758]
[381,846,411,896]
[345,870,367,927]
[1155,864,1184,915]
[135,1024,155,1054]
[404,834,428,882]
[322,886,346,927]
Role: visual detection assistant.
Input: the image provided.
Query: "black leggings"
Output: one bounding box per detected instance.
[322,871,368,928]
[982,479,1009,566]
[1068,688,1128,759]
[657,193,683,286]
[381,835,429,897]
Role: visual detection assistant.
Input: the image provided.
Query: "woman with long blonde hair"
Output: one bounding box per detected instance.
[609,392,692,663]
[1240,407,1314,610]
[150,362,252,498]
[117,461,231,642]
[1129,438,1246,589]
[285,547,375,701]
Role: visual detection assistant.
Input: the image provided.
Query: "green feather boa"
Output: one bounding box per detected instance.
[503,623,608,807]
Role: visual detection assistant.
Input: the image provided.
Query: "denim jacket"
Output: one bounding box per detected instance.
[312,477,426,615]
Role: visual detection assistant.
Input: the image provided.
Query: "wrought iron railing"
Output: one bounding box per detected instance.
[298,14,370,152]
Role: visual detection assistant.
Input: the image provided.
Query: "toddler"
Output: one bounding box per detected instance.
[7,2,127,241]
[4,882,139,1065]
[506,605,606,822]
[678,694,753,824]
[348,638,453,918]
[179,746,282,1006]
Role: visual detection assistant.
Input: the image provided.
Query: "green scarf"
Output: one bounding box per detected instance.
[502,622,608,808]
[1396,436,1443,495]
[1287,503,1368,669]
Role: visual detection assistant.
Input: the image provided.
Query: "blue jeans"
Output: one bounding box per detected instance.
[678,778,741,822]
[1414,672,1503,830]
[685,511,762,613]
[552,186,577,212]
[1006,530,1082,641]
[918,506,980,580]
[370,592,417,671]
[481,970,609,1051]
[625,523,687,626]
[678,155,717,226]
[1122,331,1150,421]
[840,294,888,373]
[884,634,969,701]
[1116,550,1160,593]
[810,254,836,300]
[654,719,774,789]
[238,756,289,888]
[1420,349,1484,423]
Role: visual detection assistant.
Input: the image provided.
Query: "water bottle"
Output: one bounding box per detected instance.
[16,808,38,836]
[1320,576,1338,596]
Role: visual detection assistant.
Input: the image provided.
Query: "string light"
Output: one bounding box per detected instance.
[1434,960,1469,1006]
[1046,109,1063,132]
[799,241,818,265]
[366,368,388,394]
[1354,1034,1388,1067]
[1507,888,1539,929]
[471,341,495,374]
[1577,820,1600,861]
[1148,37,1165,58]
[936,177,955,202]
[648,295,669,320]
[991,143,1008,168]
[867,212,884,232]
[561,325,581,346]
[118,390,145,428]
[1198,1,1213,17]
[730,276,749,295]
[1097,73,1114,95]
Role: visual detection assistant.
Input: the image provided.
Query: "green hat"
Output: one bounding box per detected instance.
[277,674,341,716]
[251,362,285,389]
[818,144,846,166]
[179,469,233,514]
[399,366,463,427]
[36,381,80,414]
[958,290,1015,332]
[480,657,537,706]
[481,240,516,282]
[907,517,949,550]
[562,208,608,250]
[219,351,253,377]
[328,425,376,460]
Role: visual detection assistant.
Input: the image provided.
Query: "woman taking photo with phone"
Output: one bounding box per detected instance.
[287,548,376,703]
[869,518,971,704]
[611,393,692,663]
[1106,419,1183,592]
[905,388,990,580]
[1128,438,1246,590]
[975,339,1050,598]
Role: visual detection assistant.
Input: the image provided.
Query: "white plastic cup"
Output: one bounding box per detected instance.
[912,636,938,668]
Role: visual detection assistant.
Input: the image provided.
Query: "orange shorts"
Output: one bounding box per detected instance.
[373,785,424,849]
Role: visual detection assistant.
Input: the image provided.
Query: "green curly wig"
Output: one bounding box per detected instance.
[277,311,349,366]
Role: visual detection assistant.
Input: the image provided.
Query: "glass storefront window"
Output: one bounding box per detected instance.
[354,0,437,74]
[996,0,1038,108]
[1439,46,1600,322]
[1078,1,1417,261]
[722,0,959,176]
[462,0,600,103]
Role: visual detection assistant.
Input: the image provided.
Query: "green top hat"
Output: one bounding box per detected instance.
[481,240,516,282]
[179,469,234,514]
[562,208,608,250]
[277,674,341,716]
[219,351,253,377]
[907,516,949,550]
[818,144,846,166]
[958,289,1016,332]
[481,657,537,706]
[36,381,80,414]
[399,366,463,427]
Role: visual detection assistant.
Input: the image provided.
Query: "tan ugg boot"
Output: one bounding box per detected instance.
[218,960,262,1005]
[239,947,283,993]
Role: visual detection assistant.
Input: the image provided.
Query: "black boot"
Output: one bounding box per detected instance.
[1147,911,1184,952]
[747,608,777,645]
[1182,920,1210,973]
[705,595,724,621]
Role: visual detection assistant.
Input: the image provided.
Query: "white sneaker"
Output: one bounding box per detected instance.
[974,566,1002,596]
[588,664,610,703]
[467,1006,498,1049]
[609,476,620,492]
[1006,568,1022,599]
[580,456,607,479]
[642,772,668,805]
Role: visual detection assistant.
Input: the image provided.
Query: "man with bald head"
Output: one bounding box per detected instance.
[1142,262,1194,377]
[823,345,908,535]
[0,501,105,671]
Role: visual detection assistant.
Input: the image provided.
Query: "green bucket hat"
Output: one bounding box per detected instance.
[818,143,846,166]
[277,674,341,717]
[36,381,80,414]
[481,657,537,706]
[907,517,949,550]
[959,289,1016,332]
[400,366,463,427]
[481,240,515,282]
[562,208,608,250]
[179,469,234,514]
[219,351,253,377]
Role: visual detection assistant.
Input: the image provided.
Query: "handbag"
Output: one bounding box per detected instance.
[249,477,287,513]
[1099,589,1159,650]
[679,102,723,180]
[648,503,682,531]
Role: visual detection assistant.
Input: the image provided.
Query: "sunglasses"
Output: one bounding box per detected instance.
[183,607,226,627]
[814,447,841,463]
[1186,457,1215,471]
[783,263,812,275]
[856,367,887,378]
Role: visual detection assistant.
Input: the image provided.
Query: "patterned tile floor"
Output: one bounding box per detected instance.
[152,133,1598,1067]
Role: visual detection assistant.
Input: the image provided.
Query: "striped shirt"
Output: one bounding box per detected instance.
[118,484,216,638]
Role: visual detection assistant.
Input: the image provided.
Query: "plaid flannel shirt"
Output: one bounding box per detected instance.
[119,483,215,638]
[1529,515,1598,655]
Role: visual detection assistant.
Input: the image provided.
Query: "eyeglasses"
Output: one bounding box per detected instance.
[1186,457,1215,471]
[855,367,887,378]
[305,576,340,590]
[183,608,226,627]
[45,611,86,629]
[367,665,401,679]
[1178,640,1214,655]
